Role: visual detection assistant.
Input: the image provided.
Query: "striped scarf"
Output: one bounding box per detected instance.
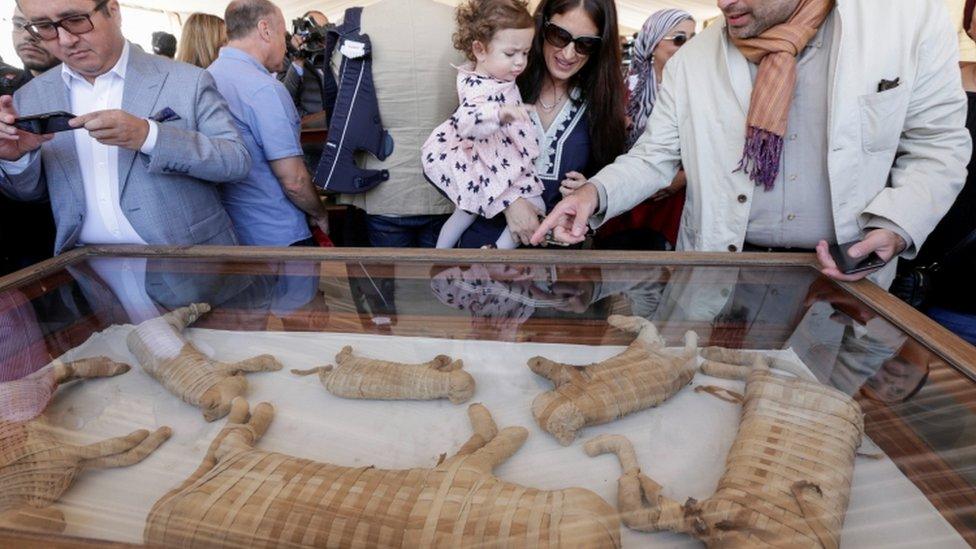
[732,0,834,190]
[625,9,693,149]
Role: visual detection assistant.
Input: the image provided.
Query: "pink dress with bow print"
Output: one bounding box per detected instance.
[422,65,542,219]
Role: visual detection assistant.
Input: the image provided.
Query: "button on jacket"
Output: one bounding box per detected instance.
[63,42,150,246]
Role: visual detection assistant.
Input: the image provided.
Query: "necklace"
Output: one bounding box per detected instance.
[539,83,566,112]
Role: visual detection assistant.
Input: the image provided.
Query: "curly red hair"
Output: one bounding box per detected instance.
[453,0,535,62]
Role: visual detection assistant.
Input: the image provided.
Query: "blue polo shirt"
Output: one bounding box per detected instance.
[208,47,310,246]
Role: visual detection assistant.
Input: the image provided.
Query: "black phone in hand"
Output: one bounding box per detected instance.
[828,240,887,275]
[14,111,77,134]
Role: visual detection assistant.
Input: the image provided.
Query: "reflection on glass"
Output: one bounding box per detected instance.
[0,255,971,545]
[0,290,48,383]
[431,263,561,340]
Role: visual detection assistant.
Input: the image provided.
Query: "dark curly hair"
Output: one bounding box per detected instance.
[518,0,627,171]
[453,0,535,62]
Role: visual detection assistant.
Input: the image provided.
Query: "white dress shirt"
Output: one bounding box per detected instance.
[62,43,160,322]
[87,256,160,323]
[60,42,158,245]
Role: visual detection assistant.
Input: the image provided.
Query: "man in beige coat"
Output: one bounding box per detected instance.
[533,0,970,288]
[333,0,464,247]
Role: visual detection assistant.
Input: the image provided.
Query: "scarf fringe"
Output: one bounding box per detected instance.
[736,126,784,191]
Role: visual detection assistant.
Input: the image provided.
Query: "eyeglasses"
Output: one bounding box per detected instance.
[23,0,111,41]
[543,20,602,57]
[662,32,693,47]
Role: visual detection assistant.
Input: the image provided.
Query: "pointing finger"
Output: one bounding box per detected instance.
[532,208,568,245]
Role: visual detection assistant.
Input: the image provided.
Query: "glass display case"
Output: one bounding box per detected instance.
[0,245,973,548]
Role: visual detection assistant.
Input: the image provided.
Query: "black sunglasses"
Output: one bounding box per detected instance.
[663,32,693,47]
[23,0,111,41]
[543,20,602,56]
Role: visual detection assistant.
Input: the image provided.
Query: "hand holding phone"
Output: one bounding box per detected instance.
[828,240,887,275]
[14,111,78,135]
[817,231,906,282]
[0,96,54,161]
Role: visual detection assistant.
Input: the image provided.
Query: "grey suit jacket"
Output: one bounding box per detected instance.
[0,45,251,254]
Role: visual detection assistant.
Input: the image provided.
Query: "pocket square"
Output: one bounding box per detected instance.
[150,107,181,123]
[877,77,900,92]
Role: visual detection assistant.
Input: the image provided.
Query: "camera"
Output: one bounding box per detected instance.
[0,66,25,98]
[289,14,329,66]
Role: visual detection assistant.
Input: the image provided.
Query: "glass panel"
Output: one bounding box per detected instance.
[0,254,972,547]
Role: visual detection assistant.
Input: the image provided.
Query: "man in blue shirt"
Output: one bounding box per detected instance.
[209,0,329,246]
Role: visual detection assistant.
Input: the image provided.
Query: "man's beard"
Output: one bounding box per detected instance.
[23,58,58,74]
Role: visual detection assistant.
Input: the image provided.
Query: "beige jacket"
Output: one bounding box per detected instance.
[335,0,464,216]
[593,0,970,286]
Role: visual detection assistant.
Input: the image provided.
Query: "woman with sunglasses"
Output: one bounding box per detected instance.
[456,0,626,249]
[595,9,694,251]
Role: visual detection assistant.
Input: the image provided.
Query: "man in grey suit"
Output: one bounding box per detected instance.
[0,0,250,255]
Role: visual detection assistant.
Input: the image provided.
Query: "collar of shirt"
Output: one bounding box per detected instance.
[802,11,833,55]
[218,46,271,76]
[61,40,130,88]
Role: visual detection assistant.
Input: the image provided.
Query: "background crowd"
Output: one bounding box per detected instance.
[0,0,973,345]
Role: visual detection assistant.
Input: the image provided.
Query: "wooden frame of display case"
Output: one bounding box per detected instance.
[1,245,974,547]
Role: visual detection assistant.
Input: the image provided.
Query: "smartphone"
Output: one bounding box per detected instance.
[14,111,77,134]
[828,240,887,275]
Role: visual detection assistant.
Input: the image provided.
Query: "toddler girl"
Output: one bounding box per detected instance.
[423,0,544,249]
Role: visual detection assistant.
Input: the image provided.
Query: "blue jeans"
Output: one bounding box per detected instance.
[289,237,317,247]
[366,214,448,248]
[926,307,976,346]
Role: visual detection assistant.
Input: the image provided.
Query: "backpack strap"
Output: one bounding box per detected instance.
[339,6,363,34]
[319,7,364,126]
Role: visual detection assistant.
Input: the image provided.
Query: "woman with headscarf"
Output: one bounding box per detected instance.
[625,9,695,148]
[595,9,694,251]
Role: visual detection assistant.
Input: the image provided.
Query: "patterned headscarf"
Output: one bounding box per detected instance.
[625,9,694,149]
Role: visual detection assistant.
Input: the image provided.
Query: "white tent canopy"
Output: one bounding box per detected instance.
[116,0,724,33]
[112,0,976,58]
[0,0,972,65]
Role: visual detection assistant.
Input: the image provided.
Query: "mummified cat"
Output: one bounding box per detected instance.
[292,345,475,403]
[528,315,698,445]
[586,349,864,549]
[127,303,283,421]
[146,398,621,548]
[0,357,170,533]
